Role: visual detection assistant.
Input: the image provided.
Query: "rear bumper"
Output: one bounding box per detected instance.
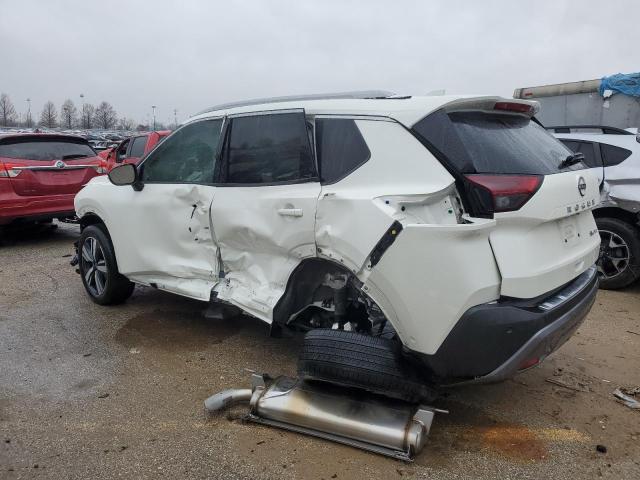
[414,266,598,383]
[0,192,76,225]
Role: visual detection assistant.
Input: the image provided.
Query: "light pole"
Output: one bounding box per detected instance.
[173,109,178,129]
[151,105,156,131]
[25,98,32,128]
[80,93,86,129]
[63,106,70,129]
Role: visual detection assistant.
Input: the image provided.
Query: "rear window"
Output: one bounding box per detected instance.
[316,118,370,184]
[0,137,96,161]
[413,110,582,174]
[600,143,632,167]
[559,140,602,168]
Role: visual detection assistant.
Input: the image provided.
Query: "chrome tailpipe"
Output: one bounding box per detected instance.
[204,374,444,461]
[204,388,252,412]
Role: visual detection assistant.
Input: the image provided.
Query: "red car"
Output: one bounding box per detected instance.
[100,130,170,170]
[0,133,105,226]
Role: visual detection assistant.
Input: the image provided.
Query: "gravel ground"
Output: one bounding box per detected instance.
[1,222,639,479]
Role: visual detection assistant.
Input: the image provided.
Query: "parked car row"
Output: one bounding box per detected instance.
[98,130,170,170]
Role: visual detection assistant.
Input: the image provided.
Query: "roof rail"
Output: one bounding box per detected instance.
[545,125,634,135]
[197,90,397,115]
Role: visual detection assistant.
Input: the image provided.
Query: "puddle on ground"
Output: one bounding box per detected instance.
[115,308,245,351]
[419,399,549,466]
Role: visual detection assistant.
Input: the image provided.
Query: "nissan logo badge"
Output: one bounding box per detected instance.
[578,176,586,197]
[55,160,66,169]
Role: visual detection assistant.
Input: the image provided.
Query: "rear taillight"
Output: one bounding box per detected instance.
[0,164,21,178]
[465,174,543,214]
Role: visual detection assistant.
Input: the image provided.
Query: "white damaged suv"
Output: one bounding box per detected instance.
[75,93,600,388]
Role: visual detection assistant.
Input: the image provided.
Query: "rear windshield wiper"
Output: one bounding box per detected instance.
[62,154,90,160]
[559,152,584,169]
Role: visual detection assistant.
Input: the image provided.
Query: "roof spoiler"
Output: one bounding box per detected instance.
[442,97,540,117]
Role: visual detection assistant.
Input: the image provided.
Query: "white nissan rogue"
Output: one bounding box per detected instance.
[74,93,600,390]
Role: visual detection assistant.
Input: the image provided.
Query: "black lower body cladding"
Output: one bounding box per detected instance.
[414,266,598,382]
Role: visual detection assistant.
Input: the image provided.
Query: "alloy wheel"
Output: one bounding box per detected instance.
[81,237,108,296]
[597,229,630,280]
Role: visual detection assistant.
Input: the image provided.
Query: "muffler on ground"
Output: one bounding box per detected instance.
[204,374,441,461]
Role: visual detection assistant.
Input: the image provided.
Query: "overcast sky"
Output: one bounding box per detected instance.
[1,0,638,126]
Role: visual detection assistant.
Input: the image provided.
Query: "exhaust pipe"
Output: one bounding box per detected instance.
[204,374,443,461]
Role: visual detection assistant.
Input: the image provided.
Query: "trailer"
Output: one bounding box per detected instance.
[514,74,640,129]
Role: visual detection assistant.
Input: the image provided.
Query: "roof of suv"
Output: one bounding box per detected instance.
[188,94,529,128]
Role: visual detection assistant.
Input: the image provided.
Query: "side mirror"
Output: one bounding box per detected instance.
[108,163,137,186]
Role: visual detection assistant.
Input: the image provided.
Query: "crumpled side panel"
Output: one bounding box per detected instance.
[601,163,640,212]
[210,184,320,322]
[316,119,457,277]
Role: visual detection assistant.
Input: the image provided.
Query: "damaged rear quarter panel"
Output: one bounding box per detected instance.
[364,220,501,355]
[315,118,458,275]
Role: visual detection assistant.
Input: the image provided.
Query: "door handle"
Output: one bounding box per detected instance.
[278,208,303,217]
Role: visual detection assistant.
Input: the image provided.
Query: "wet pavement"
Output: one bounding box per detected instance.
[1,223,639,479]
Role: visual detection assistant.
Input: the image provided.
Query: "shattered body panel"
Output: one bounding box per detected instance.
[211,183,320,322]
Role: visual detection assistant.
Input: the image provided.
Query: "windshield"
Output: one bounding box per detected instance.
[413,110,585,175]
[0,138,96,161]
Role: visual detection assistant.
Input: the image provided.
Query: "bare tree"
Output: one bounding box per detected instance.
[81,104,95,129]
[0,93,17,127]
[39,101,58,128]
[60,99,78,129]
[94,101,117,129]
[117,117,135,131]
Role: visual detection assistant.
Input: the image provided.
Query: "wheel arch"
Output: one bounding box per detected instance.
[593,207,640,228]
[79,212,107,232]
[273,257,354,327]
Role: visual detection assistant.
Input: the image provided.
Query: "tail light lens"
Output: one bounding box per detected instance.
[0,163,21,178]
[465,174,543,214]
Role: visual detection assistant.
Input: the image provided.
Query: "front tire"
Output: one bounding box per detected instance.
[596,217,640,290]
[79,225,134,305]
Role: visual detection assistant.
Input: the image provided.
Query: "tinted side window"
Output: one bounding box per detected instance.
[316,119,370,184]
[559,140,601,168]
[221,112,314,184]
[142,119,222,183]
[129,136,147,157]
[600,143,632,167]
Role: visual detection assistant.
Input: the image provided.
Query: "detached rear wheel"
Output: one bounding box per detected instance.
[596,217,640,290]
[298,329,436,403]
[79,225,134,305]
